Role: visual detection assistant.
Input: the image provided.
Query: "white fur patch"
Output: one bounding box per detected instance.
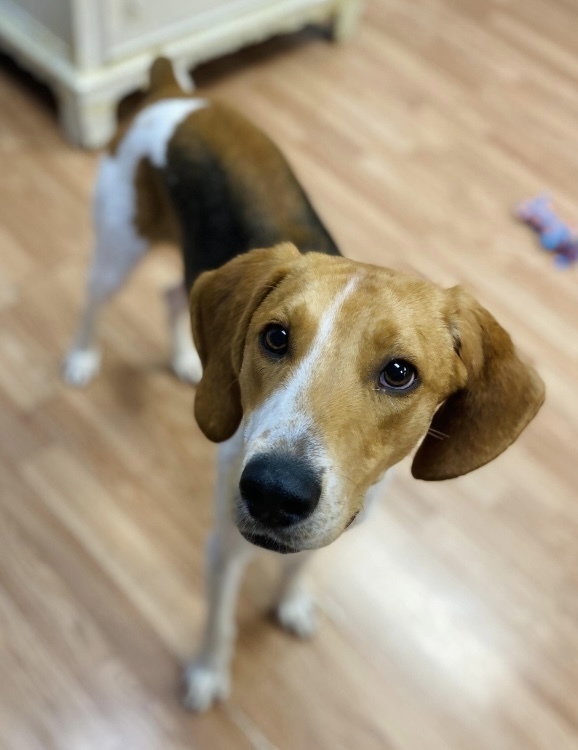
[183,663,231,712]
[89,98,208,297]
[62,348,101,387]
[171,320,203,383]
[119,98,208,170]
[276,587,317,638]
[244,275,359,459]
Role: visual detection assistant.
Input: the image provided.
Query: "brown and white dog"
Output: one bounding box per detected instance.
[64,59,545,711]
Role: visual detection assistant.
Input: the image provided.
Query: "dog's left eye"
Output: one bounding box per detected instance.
[261,324,289,355]
[379,359,417,390]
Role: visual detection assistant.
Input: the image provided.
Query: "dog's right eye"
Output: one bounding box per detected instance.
[261,324,289,355]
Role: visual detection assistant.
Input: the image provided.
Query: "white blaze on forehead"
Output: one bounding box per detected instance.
[287,273,359,399]
[244,275,359,458]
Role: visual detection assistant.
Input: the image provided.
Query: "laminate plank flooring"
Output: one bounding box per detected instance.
[0,1,577,748]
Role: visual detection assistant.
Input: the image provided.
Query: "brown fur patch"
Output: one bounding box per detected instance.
[167,102,337,255]
[190,243,301,442]
[133,159,181,246]
[108,80,336,257]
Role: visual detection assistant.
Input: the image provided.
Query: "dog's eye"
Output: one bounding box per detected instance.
[379,359,417,390]
[261,324,289,355]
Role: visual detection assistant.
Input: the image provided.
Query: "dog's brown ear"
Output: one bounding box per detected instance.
[190,244,300,443]
[412,287,545,481]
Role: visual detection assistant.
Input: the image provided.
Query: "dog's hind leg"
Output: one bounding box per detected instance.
[275,550,317,638]
[164,281,202,384]
[62,289,104,387]
[63,156,149,386]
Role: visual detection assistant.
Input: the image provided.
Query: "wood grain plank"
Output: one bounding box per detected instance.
[1,0,577,747]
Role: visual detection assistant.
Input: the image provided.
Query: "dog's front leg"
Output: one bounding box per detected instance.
[183,526,252,711]
[275,550,317,638]
[183,432,253,712]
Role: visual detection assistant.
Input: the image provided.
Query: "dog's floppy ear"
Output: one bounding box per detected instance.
[412,287,545,481]
[190,243,300,443]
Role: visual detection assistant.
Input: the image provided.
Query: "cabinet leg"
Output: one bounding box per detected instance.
[331,0,363,42]
[57,87,118,149]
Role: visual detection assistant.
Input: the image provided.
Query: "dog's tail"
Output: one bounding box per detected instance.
[148,56,194,95]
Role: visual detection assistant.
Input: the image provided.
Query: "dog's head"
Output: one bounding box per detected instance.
[190,244,544,552]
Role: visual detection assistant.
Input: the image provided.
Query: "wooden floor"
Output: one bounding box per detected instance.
[1,1,578,748]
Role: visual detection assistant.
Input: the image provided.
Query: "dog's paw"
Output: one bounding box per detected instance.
[182,663,231,712]
[276,589,317,639]
[171,348,202,385]
[62,348,101,387]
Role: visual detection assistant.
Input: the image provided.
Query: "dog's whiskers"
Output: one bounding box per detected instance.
[427,427,449,440]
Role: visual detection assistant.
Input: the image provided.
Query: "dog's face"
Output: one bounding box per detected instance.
[191,244,544,552]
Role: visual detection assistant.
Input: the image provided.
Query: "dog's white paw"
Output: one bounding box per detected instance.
[171,348,202,385]
[276,589,317,638]
[182,663,231,712]
[62,348,101,387]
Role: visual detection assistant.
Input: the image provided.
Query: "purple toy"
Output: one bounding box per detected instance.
[515,195,578,268]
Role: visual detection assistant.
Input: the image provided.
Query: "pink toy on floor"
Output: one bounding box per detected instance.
[515,195,578,268]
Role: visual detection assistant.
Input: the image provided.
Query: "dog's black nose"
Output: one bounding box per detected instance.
[239,454,322,528]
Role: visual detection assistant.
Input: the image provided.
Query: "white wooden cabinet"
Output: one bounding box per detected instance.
[0,0,362,147]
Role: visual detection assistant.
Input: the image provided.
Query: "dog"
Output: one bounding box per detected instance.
[64,58,545,712]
